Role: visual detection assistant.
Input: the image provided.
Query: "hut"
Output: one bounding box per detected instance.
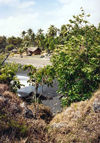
[27,47,41,56]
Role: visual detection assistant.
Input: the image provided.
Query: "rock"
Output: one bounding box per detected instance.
[25,108,34,119]
[11,103,22,113]
[47,97,53,100]
[93,97,100,113]
[17,85,35,98]
[20,102,35,119]
[0,96,8,104]
[20,102,26,108]
[40,55,45,58]
[38,94,48,100]
[51,122,67,129]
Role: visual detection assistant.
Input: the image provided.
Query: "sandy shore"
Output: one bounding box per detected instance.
[7,55,51,68]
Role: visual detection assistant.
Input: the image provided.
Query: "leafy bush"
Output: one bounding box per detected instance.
[0,54,5,65]
[0,63,18,83]
[0,62,21,92]
[5,44,14,52]
[51,11,100,106]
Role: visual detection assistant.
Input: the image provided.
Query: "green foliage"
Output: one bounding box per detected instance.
[44,37,57,52]
[35,29,45,50]
[61,97,68,107]
[0,63,17,83]
[8,120,28,137]
[51,10,100,106]
[10,77,22,93]
[18,47,24,58]
[7,36,22,48]
[0,62,21,92]
[0,8,100,108]
[5,44,14,52]
[23,65,55,87]
[47,25,58,37]
[21,29,35,47]
[0,54,5,65]
[0,113,28,138]
[23,65,55,104]
[0,36,7,52]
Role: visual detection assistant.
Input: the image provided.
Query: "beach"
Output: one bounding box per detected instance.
[7,55,51,68]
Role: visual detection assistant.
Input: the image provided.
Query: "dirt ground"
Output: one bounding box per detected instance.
[7,54,51,68]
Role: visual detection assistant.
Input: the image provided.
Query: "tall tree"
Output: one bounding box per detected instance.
[27,28,33,36]
[47,25,58,37]
[0,36,7,52]
[35,29,45,50]
[21,30,26,38]
[7,36,22,47]
[51,10,100,106]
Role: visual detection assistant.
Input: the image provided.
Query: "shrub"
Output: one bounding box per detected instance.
[0,63,21,92]
[51,11,100,106]
[5,44,14,52]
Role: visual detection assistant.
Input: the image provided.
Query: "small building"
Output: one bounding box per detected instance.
[28,47,41,56]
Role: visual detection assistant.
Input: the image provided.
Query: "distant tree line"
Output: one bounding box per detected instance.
[0,25,59,54]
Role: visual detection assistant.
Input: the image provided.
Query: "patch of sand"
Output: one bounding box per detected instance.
[7,55,51,68]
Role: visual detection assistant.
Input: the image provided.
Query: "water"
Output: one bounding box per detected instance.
[16,72,62,114]
[17,75,29,87]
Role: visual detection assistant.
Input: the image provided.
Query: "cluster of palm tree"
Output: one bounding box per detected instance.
[21,25,59,53]
[0,25,60,57]
[2,8,100,57]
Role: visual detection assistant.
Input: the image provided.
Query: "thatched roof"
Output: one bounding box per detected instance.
[28,47,40,52]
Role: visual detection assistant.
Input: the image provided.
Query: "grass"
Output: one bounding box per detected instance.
[0,84,55,143]
[49,89,100,143]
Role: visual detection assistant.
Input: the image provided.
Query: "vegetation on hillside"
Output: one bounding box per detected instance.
[0,8,100,106]
[0,8,100,143]
[0,55,22,92]
[51,9,100,106]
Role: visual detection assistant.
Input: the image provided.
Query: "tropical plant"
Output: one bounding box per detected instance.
[23,65,55,99]
[35,29,45,50]
[0,36,7,52]
[0,61,21,92]
[51,10,100,106]
[47,25,58,38]
[22,30,26,38]
[27,28,33,36]
[5,44,14,52]
[18,47,24,58]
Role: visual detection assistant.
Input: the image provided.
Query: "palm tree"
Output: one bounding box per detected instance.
[37,28,44,35]
[27,28,33,36]
[21,31,26,38]
[35,29,45,49]
[60,24,68,37]
[47,25,58,37]
[31,32,35,46]
[27,28,36,46]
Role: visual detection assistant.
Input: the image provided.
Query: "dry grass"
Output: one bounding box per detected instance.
[28,103,53,123]
[1,83,100,143]
[0,84,55,143]
[0,84,9,94]
[49,89,100,143]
